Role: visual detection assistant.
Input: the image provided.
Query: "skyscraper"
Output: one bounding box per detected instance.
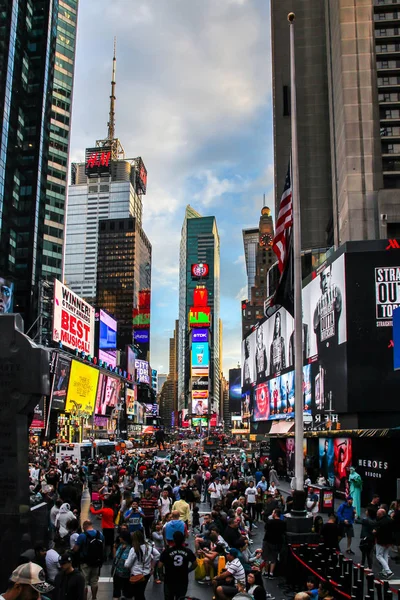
[0,0,78,325]
[64,44,147,304]
[96,217,151,350]
[178,206,220,417]
[271,0,400,248]
[242,228,259,299]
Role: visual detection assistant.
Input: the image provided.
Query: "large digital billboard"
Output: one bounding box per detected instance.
[243,252,347,419]
[189,307,211,328]
[99,349,117,369]
[192,417,208,427]
[229,368,241,412]
[191,263,209,279]
[134,330,149,344]
[53,280,95,355]
[135,359,150,384]
[50,354,72,411]
[192,329,209,343]
[65,360,99,416]
[127,346,135,376]
[0,275,14,313]
[99,310,117,349]
[95,374,121,416]
[192,376,209,391]
[192,342,209,368]
[192,396,208,415]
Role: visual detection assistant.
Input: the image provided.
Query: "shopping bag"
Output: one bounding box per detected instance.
[195,558,206,580]
[217,555,226,576]
[114,511,121,526]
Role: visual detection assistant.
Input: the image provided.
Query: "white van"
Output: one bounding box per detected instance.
[55,440,118,463]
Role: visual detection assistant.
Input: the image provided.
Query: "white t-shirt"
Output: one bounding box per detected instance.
[158,496,172,517]
[208,482,222,499]
[45,549,60,582]
[245,487,257,504]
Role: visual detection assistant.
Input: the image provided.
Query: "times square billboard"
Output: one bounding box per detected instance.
[242,240,400,424]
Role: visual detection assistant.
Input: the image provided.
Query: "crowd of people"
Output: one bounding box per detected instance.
[11,440,400,600]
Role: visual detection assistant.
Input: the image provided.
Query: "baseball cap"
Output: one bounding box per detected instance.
[59,553,73,565]
[228,548,239,558]
[10,562,54,593]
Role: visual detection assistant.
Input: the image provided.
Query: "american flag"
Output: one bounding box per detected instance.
[272,162,293,273]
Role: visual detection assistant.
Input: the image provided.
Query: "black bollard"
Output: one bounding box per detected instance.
[375,580,384,600]
[366,572,375,599]
[383,581,393,600]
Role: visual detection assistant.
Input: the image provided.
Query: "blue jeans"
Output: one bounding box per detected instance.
[376,543,391,574]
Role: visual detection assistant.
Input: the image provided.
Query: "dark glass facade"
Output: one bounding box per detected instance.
[97,217,152,350]
[0,0,78,327]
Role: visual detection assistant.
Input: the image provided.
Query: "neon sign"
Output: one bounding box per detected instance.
[85,146,112,177]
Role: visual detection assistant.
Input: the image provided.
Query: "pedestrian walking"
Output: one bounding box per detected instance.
[374,508,394,579]
[54,553,85,600]
[337,496,356,555]
[158,530,197,600]
[72,520,104,600]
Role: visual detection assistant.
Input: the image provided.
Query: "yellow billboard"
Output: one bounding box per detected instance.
[65,360,100,416]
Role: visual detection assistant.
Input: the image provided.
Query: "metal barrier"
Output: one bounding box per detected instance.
[287,544,399,600]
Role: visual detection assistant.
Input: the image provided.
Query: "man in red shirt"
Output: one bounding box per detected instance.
[139,490,158,538]
[89,499,115,560]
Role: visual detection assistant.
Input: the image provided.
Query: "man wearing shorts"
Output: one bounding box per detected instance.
[213,548,246,600]
[73,520,104,600]
[337,497,356,555]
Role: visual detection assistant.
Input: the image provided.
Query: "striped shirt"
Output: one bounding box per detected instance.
[227,558,246,584]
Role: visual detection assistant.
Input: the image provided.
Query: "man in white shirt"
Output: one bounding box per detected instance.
[208,478,223,509]
[45,548,61,584]
[158,489,173,519]
[245,481,258,521]
[213,548,246,599]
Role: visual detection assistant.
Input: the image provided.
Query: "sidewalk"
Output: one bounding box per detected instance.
[277,479,400,587]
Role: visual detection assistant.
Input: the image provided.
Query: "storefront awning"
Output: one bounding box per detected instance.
[269,421,295,435]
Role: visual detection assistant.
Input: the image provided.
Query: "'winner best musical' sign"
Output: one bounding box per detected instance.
[52,279,95,355]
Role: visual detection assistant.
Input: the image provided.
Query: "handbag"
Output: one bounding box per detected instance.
[195,558,206,581]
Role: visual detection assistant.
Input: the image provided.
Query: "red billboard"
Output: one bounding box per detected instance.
[191,263,209,279]
[85,146,112,178]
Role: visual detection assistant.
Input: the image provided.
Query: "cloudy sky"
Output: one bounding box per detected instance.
[70,0,274,375]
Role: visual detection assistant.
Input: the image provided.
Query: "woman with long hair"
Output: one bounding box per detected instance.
[269,311,286,375]
[124,530,160,600]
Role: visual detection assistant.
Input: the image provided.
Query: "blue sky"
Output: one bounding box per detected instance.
[69,0,274,375]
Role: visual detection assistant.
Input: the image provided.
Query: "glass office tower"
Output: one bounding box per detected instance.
[0,0,78,327]
[178,205,220,416]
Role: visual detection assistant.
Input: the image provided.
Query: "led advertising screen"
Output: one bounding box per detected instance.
[192,417,208,427]
[85,146,111,177]
[95,374,121,416]
[134,330,150,344]
[99,309,117,349]
[65,360,99,416]
[126,387,137,415]
[229,368,241,412]
[192,389,209,399]
[188,306,211,328]
[192,342,210,375]
[52,279,95,355]
[191,263,209,279]
[135,359,150,384]
[241,391,251,419]
[127,346,135,376]
[0,275,14,313]
[30,397,46,430]
[50,354,72,411]
[192,328,209,343]
[192,376,209,391]
[99,349,117,369]
[333,438,352,492]
[192,396,208,416]
[181,408,190,428]
[319,438,335,485]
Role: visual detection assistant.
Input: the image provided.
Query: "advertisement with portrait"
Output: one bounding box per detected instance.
[192,396,208,416]
[126,387,137,415]
[241,391,251,419]
[318,438,335,485]
[242,332,256,389]
[229,368,241,412]
[52,280,95,355]
[267,309,294,377]
[95,375,121,416]
[65,360,100,416]
[285,438,307,478]
[50,354,72,411]
[0,275,14,313]
[181,409,190,428]
[302,253,347,414]
[30,397,46,430]
[333,438,352,492]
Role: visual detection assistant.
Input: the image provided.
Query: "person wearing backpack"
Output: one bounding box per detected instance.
[73,520,104,600]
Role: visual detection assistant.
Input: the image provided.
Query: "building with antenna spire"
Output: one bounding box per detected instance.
[64,41,151,353]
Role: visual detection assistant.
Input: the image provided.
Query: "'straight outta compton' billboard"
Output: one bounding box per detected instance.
[52,279,95,355]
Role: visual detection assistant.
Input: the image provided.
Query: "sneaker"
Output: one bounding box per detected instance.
[263,572,270,578]
[384,572,394,580]
[265,594,275,599]
[269,574,275,580]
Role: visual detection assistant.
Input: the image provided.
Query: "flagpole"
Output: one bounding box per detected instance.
[288,12,304,493]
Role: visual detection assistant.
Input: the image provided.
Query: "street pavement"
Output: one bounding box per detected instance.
[81,480,400,600]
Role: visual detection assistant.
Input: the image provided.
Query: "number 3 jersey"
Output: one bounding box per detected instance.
[159,546,197,585]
